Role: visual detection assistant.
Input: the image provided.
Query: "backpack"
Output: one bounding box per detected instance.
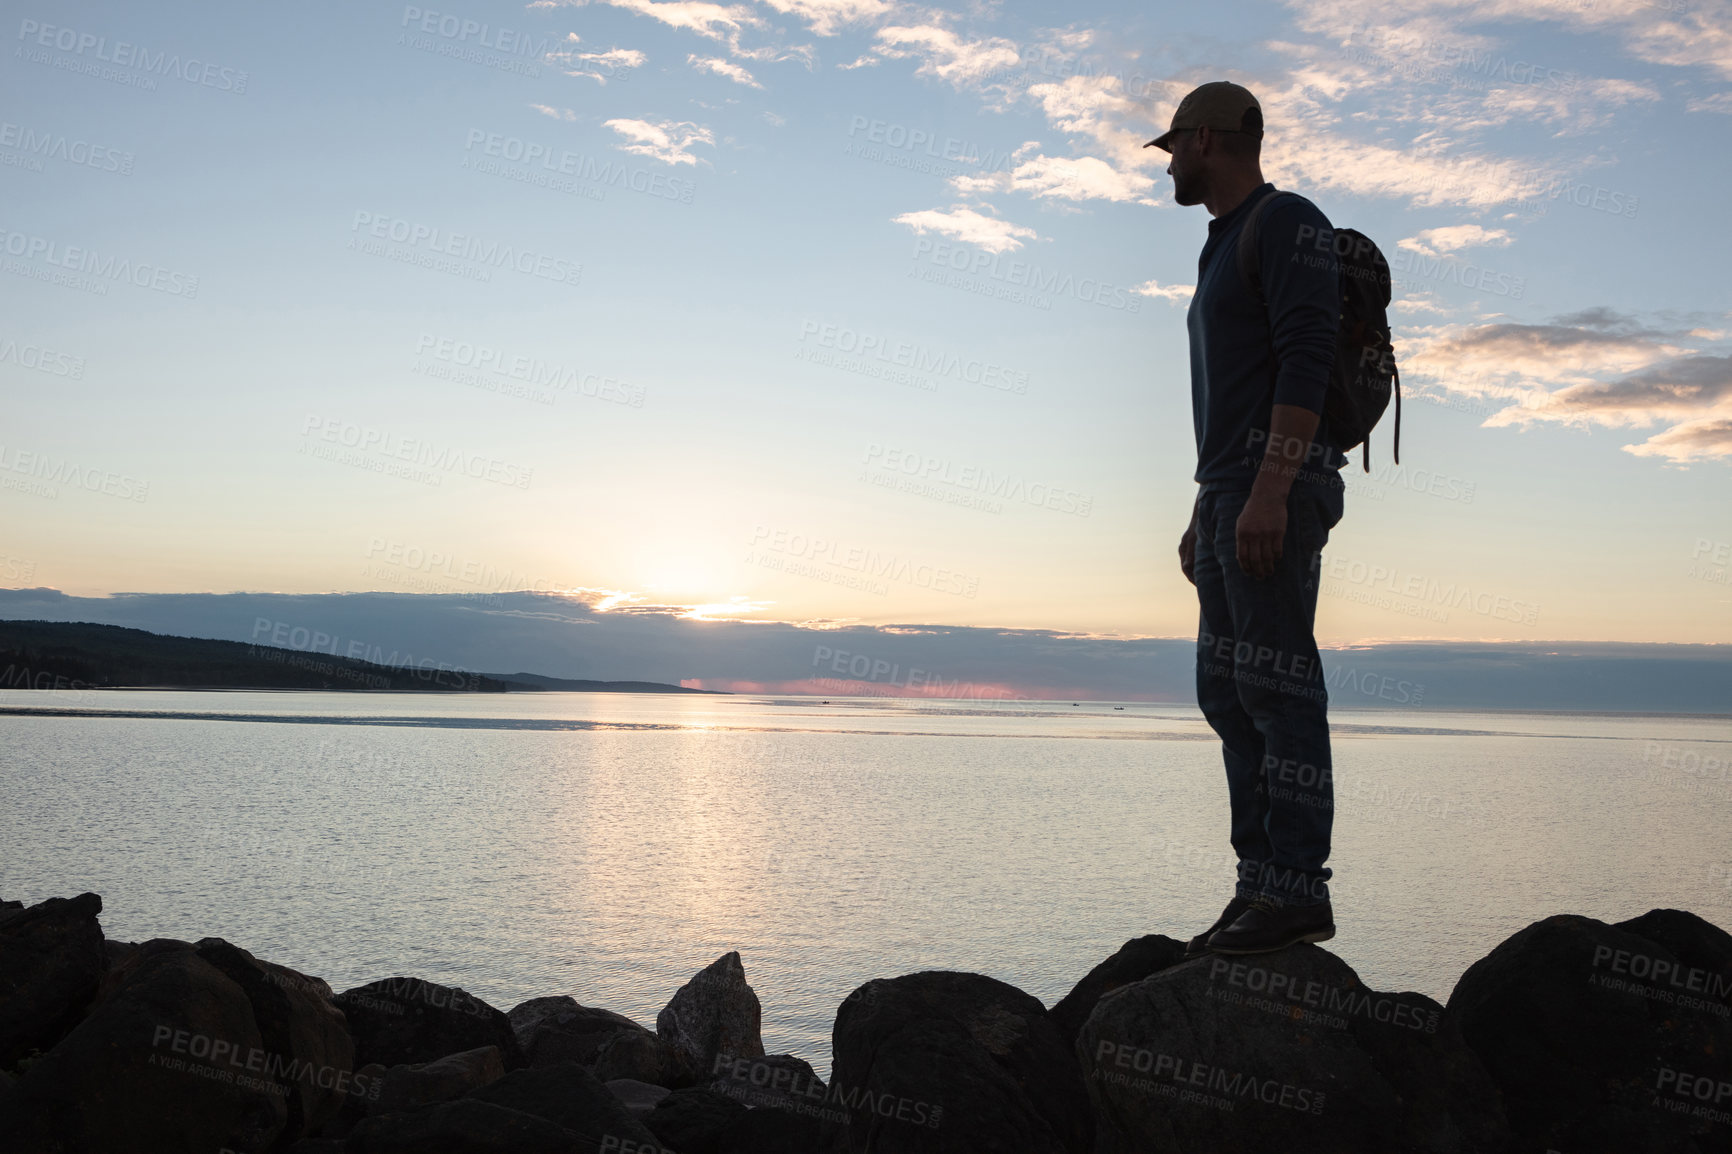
[1235,190,1401,472]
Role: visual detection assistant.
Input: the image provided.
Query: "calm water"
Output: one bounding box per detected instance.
[3,689,1729,1077]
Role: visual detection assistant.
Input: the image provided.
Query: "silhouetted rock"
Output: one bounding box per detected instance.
[468,1060,662,1146]
[193,936,355,1141]
[657,951,764,1085]
[1449,909,1732,1153]
[0,892,106,1069]
[373,1045,505,1114]
[822,970,1091,1153]
[345,1098,593,1153]
[709,1051,826,1113]
[510,995,650,1068]
[606,1076,672,1114]
[282,1141,346,1154]
[720,1103,820,1153]
[1049,933,1186,1049]
[104,938,138,971]
[336,976,525,1070]
[1079,946,1506,1153]
[644,1087,750,1154]
[319,1061,388,1139]
[592,1023,681,1085]
[6,938,287,1152]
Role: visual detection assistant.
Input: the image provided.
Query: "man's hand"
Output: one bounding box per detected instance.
[1235,490,1287,579]
[1179,496,1200,585]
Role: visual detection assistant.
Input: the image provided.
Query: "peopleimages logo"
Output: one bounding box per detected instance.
[0,119,134,174]
[909,239,1142,313]
[348,212,582,287]
[16,19,249,93]
[0,227,199,297]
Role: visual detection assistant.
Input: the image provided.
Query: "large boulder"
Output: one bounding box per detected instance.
[1079,946,1506,1153]
[468,1061,662,1147]
[372,1045,505,1114]
[510,996,650,1068]
[593,1024,681,1086]
[821,970,1091,1153]
[1449,909,1732,1153]
[336,976,524,1070]
[345,1098,595,1153]
[719,1104,821,1153]
[709,1051,826,1113]
[644,1087,750,1154]
[0,892,106,1069]
[1049,934,1186,1049]
[4,937,288,1152]
[657,952,764,1085]
[607,1077,672,1115]
[194,937,356,1141]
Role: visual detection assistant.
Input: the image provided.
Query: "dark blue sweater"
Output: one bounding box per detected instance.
[1187,183,1345,492]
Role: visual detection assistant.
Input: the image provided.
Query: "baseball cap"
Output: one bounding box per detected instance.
[1144,81,1263,152]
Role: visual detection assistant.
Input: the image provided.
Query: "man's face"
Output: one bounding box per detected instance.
[1165,129,1204,206]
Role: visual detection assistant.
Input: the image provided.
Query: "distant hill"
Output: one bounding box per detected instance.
[0,620,727,695]
[0,620,518,693]
[483,671,725,695]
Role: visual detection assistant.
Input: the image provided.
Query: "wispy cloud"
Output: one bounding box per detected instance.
[689,53,763,85]
[1401,309,1732,461]
[1132,279,1195,304]
[1287,0,1732,82]
[892,204,1038,253]
[569,0,760,42]
[870,23,1022,88]
[546,33,648,82]
[1399,224,1512,257]
[530,104,579,121]
[956,152,1160,205]
[757,0,891,37]
[604,117,716,165]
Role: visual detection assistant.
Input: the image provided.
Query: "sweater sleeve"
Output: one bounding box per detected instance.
[1258,196,1340,415]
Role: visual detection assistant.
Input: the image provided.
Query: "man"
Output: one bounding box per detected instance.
[1147,82,1345,954]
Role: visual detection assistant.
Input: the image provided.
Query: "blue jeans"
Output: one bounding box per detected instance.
[1193,483,1343,908]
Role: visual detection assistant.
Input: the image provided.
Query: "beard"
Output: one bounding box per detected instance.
[1168,159,1204,206]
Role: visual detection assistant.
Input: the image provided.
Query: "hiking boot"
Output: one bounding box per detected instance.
[1207,897,1335,955]
[1184,896,1253,957]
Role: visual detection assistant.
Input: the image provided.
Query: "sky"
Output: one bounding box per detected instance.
[3,0,1730,650]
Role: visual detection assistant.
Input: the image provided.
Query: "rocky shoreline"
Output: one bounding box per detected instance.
[1,893,1729,1152]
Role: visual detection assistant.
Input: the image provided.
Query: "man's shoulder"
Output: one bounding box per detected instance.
[1259,188,1333,232]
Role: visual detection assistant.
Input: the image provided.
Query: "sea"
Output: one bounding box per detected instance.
[3,689,1729,1077]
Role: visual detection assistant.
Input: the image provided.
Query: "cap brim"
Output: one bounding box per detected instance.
[1144,131,1174,152]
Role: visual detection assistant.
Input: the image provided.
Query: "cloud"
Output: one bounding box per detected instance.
[1132,279,1195,303]
[1507,353,1732,422]
[1400,311,1732,460]
[891,204,1038,253]
[1284,0,1732,81]
[604,117,716,164]
[1024,75,1160,167]
[1626,417,1732,463]
[1688,91,1732,114]
[689,53,763,86]
[530,104,579,121]
[572,0,760,42]
[545,34,648,82]
[871,23,1022,88]
[958,152,1160,205]
[1398,224,1513,257]
[756,0,891,36]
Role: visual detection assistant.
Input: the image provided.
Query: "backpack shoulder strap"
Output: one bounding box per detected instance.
[1234,188,1294,305]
